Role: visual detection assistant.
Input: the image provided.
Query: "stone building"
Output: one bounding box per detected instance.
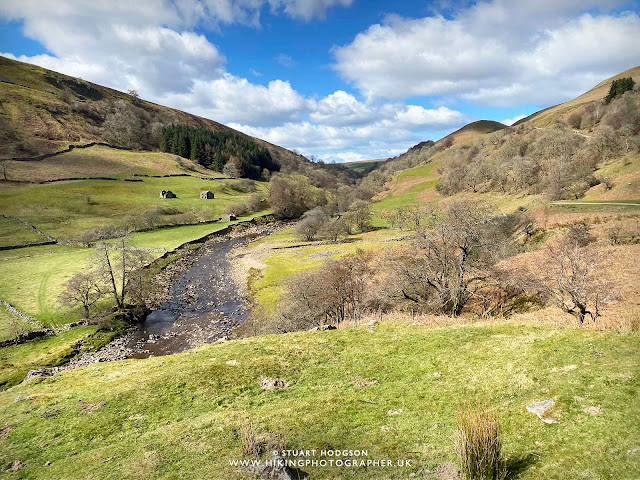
[200,190,214,199]
[160,190,177,199]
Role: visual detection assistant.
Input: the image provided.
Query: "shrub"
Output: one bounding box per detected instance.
[455,407,505,480]
[567,112,582,129]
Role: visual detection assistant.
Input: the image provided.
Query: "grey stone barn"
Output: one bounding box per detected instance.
[222,213,237,222]
[200,190,214,199]
[160,190,177,199]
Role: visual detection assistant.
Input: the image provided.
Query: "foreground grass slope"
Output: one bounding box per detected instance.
[0,321,638,479]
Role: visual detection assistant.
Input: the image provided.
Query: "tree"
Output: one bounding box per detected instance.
[605,77,635,104]
[537,238,608,323]
[223,161,241,178]
[349,199,373,232]
[295,207,328,241]
[94,232,151,310]
[387,199,513,316]
[60,272,105,318]
[127,89,140,105]
[275,250,374,331]
[268,174,317,219]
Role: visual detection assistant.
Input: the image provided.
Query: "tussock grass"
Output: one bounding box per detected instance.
[455,407,505,480]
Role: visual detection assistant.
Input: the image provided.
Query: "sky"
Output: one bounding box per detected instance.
[1,1,640,162]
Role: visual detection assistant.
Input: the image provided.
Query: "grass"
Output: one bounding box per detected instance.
[0,217,48,248]
[250,236,400,315]
[3,145,222,183]
[0,213,266,329]
[0,245,93,327]
[0,321,637,479]
[0,305,35,343]
[0,176,267,243]
[0,325,99,389]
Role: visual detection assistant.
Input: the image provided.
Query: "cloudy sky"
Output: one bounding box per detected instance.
[1,0,639,162]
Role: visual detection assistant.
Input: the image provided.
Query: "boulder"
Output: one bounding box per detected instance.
[526,399,556,423]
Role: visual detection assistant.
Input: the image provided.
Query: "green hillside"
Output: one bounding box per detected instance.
[1,321,638,479]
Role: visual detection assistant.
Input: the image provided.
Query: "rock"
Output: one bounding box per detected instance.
[44,461,51,466]
[14,396,34,402]
[535,441,545,447]
[627,447,640,455]
[583,406,602,415]
[259,377,291,391]
[368,319,378,327]
[226,360,238,366]
[24,369,54,381]
[245,453,306,480]
[10,460,25,472]
[309,325,337,331]
[386,409,403,416]
[214,336,229,344]
[433,372,443,378]
[526,399,556,423]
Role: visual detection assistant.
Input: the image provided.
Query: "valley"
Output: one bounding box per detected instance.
[0,55,639,479]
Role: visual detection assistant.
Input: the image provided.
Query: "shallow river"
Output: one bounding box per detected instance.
[126,235,250,358]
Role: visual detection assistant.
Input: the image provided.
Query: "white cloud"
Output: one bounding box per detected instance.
[500,114,527,126]
[160,75,314,127]
[333,1,640,105]
[275,54,295,68]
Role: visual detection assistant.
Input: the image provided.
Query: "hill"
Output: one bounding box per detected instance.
[514,65,640,127]
[1,320,638,479]
[343,158,389,174]
[436,120,507,147]
[0,56,303,171]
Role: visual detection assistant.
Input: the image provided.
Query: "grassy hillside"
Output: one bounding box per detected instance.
[0,56,302,169]
[514,65,640,128]
[343,158,389,175]
[0,321,638,479]
[436,120,507,147]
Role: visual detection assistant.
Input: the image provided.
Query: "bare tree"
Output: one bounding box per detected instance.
[94,232,151,310]
[387,199,513,316]
[539,239,608,323]
[295,207,327,241]
[60,272,105,318]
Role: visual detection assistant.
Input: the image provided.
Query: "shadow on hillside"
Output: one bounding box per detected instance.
[505,453,538,478]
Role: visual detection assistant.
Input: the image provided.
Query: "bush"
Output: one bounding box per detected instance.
[455,407,505,480]
[567,112,582,129]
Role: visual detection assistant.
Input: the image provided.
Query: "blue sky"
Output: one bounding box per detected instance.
[1,0,640,162]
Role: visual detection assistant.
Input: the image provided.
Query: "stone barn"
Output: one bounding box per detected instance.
[222,213,237,222]
[200,190,214,199]
[160,190,177,199]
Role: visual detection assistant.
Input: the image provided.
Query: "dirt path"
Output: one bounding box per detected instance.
[549,202,640,206]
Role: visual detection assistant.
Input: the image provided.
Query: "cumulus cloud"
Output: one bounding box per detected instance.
[160,76,314,127]
[333,0,640,105]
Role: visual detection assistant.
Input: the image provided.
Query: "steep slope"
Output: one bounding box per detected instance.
[514,65,640,127]
[0,56,302,169]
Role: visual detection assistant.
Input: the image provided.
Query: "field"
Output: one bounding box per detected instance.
[0,321,637,479]
[0,168,266,245]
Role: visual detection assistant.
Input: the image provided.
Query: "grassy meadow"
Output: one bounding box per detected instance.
[0,321,638,479]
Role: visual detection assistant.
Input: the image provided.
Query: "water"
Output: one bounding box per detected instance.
[126,236,249,358]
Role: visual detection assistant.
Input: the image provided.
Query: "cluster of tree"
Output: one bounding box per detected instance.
[158,125,277,179]
[225,193,268,217]
[294,200,373,241]
[605,77,635,104]
[273,250,375,332]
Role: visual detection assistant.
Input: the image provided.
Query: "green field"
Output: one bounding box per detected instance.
[0,325,101,388]
[0,175,266,244]
[0,321,637,479]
